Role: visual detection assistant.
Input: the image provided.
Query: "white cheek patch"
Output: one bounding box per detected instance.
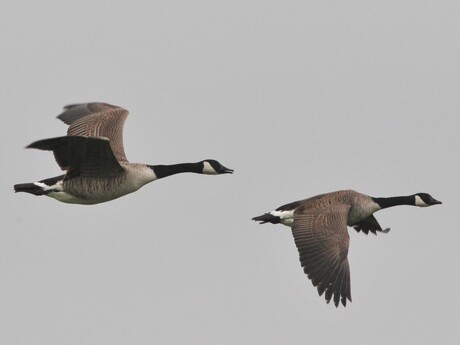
[270,210,295,227]
[202,161,217,175]
[415,195,429,207]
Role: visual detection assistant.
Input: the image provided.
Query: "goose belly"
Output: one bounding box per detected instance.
[51,176,143,204]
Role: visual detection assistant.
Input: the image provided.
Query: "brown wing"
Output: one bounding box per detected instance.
[57,103,129,163]
[27,136,124,178]
[292,204,352,307]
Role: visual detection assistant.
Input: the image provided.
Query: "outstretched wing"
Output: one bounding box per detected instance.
[57,102,129,163]
[27,136,124,179]
[291,204,352,307]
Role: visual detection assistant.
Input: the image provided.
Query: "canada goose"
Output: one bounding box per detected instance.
[252,190,441,307]
[14,103,233,204]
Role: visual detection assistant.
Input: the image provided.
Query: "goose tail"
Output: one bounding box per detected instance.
[252,213,281,224]
[14,175,65,196]
[14,182,48,195]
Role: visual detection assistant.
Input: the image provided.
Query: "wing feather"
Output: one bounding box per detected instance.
[291,205,352,307]
[27,136,124,178]
[56,102,129,163]
[352,215,390,235]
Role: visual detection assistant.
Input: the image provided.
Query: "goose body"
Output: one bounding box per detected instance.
[252,190,441,307]
[14,103,233,204]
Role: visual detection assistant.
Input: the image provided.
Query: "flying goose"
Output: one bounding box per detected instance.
[252,190,441,307]
[14,102,233,204]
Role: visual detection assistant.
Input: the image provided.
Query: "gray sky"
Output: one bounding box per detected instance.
[1,1,459,344]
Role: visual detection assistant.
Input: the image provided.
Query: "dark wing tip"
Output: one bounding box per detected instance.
[26,137,65,150]
[57,102,122,125]
[353,225,370,235]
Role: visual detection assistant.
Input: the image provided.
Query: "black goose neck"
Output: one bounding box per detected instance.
[371,195,415,209]
[149,162,202,179]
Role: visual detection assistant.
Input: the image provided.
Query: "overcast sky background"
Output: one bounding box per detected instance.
[1,1,459,344]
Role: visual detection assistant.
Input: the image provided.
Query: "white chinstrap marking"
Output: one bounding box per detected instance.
[202,161,217,175]
[415,195,429,207]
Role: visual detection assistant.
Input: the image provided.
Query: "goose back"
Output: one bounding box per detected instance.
[282,190,379,225]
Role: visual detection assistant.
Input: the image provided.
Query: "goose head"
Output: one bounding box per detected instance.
[414,193,442,207]
[202,160,234,175]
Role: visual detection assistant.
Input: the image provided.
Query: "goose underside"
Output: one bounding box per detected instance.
[14,174,137,204]
[54,174,137,204]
